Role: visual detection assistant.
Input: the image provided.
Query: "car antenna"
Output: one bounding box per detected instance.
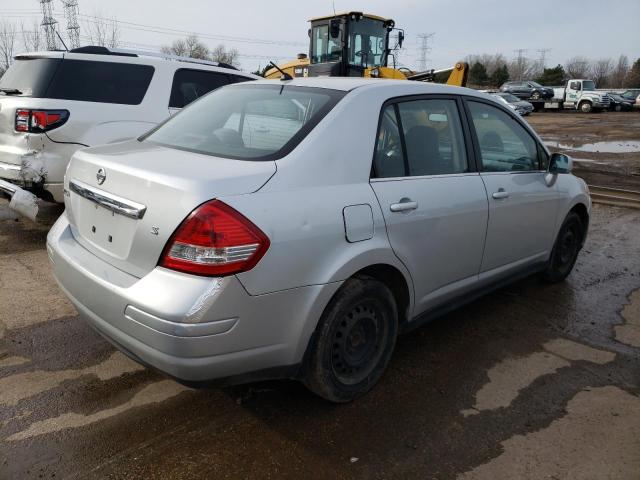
[55,29,69,51]
[269,61,293,81]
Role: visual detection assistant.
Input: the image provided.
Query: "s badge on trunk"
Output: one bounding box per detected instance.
[96,168,106,185]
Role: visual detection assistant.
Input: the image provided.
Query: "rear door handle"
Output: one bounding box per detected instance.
[390,200,418,212]
[492,189,509,200]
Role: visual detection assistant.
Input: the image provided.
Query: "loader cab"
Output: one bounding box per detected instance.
[308,12,394,77]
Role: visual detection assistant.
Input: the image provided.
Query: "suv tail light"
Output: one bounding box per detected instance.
[15,109,69,133]
[159,200,270,277]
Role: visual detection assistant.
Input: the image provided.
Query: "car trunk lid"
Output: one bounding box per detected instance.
[64,140,276,278]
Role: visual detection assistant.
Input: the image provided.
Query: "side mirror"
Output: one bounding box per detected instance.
[549,153,572,174]
[330,19,340,38]
[397,31,404,49]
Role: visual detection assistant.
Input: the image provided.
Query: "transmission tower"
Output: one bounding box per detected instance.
[513,48,527,80]
[40,0,59,50]
[61,0,80,49]
[537,48,551,69]
[416,33,435,71]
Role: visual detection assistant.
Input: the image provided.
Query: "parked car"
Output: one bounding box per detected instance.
[619,89,640,110]
[607,92,635,111]
[492,92,534,115]
[0,46,258,219]
[500,80,554,100]
[48,78,591,402]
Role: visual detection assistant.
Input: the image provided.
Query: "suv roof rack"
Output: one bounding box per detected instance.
[69,45,237,70]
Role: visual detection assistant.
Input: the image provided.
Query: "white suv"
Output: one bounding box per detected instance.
[0,46,258,219]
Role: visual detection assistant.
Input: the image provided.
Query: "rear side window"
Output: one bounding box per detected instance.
[0,58,62,97]
[144,84,345,161]
[373,98,468,178]
[45,60,154,105]
[169,69,231,108]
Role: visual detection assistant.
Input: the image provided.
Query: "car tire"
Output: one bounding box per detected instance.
[543,212,584,283]
[614,104,622,112]
[531,91,541,100]
[304,275,398,403]
[579,101,593,113]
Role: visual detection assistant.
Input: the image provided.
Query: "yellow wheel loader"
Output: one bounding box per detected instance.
[264,12,468,87]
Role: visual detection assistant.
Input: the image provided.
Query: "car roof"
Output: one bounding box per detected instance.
[246,77,486,97]
[13,48,258,78]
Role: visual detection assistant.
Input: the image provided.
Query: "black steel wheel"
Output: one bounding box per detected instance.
[304,275,398,402]
[543,212,584,283]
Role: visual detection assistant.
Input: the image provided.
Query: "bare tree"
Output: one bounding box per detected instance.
[161,35,209,59]
[21,20,43,53]
[464,53,507,76]
[508,56,537,81]
[610,55,630,88]
[0,20,18,75]
[564,56,590,78]
[590,58,613,88]
[210,44,238,65]
[84,14,121,48]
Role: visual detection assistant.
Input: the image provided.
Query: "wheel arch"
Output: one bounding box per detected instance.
[569,202,590,246]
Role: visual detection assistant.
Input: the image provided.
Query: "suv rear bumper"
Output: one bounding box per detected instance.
[47,213,340,382]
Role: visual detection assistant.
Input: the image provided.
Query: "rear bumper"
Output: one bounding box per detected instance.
[0,138,81,203]
[47,214,340,382]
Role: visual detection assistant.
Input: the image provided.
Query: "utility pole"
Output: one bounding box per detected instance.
[40,0,59,50]
[416,33,435,72]
[61,0,80,49]
[537,48,551,70]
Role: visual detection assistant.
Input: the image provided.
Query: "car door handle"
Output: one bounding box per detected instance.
[492,189,509,200]
[390,200,418,212]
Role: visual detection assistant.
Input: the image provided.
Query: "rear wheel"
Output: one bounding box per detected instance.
[304,275,398,402]
[543,212,584,283]
[531,91,541,100]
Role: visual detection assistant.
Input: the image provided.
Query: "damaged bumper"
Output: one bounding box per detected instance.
[0,179,39,221]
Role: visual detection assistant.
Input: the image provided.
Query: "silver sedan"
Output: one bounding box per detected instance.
[48,78,590,402]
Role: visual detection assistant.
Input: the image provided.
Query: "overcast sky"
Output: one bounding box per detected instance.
[2,0,639,72]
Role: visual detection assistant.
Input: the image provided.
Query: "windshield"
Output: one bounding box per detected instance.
[347,18,387,68]
[498,93,520,103]
[0,58,61,96]
[582,80,596,90]
[143,84,345,161]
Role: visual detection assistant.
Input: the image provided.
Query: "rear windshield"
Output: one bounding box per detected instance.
[0,58,62,97]
[0,58,154,104]
[142,84,345,161]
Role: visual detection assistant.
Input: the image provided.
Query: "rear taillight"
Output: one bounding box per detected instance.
[15,109,69,133]
[159,200,270,277]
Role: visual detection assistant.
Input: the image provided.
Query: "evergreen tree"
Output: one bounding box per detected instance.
[625,58,640,87]
[536,64,566,86]
[490,65,509,87]
[469,62,489,86]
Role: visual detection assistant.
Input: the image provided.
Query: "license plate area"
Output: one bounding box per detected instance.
[71,194,138,259]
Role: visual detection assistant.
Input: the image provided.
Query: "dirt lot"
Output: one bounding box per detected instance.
[526,110,640,190]
[1,111,640,479]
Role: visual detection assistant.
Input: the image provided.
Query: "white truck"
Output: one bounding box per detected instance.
[544,79,611,113]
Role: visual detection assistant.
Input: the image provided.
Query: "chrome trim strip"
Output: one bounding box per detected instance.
[69,180,147,220]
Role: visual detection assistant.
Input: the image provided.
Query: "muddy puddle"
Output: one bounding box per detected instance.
[545,140,640,154]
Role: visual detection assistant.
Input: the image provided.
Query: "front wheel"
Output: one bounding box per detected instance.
[304,276,398,402]
[543,212,584,283]
[579,101,593,113]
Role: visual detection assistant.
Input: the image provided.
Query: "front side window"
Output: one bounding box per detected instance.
[373,98,468,178]
[169,69,230,108]
[144,85,345,161]
[311,25,342,63]
[46,60,154,105]
[467,101,539,172]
